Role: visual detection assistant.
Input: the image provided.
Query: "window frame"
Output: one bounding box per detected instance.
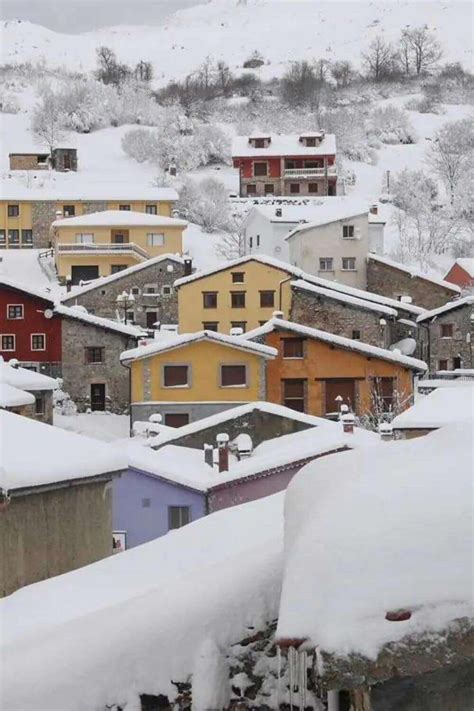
[162,364,190,389]
[319,257,334,272]
[147,232,165,247]
[31,333,46,351]
[0,334,16,351]
[21,229,33,245]
[342,257,357,271]
[63,205,76,217]
[231,291,246,309]
[7,204,19,218]
[168,505,190,530]
[308,182,319,194]
[75,232,94,244]
[85,346,104,364]
[253,161,268,177]
[290,183,301,194]
[282,378,307,412]
[282,337,304,359]
[145,204,158,215]
[259,290,275,308]
[438,359,449,371]
[264,183,274,195]
[342,225,355,239]
[202,321,219,331]
[7,304,24,320]
[440,323,454,339]
[8,230,20,245]
[110,265,128,274]
[34,394,45,415]
[231,272,245,283]
[144,283,159,294]
[220,363,248,388]
[202,291,218,309]
[230,321,247,333]
[246,184,257,195]
[119,204,131,211]
[352,329,361,341]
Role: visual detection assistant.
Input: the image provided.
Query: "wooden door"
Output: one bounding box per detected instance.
[90,383,106,411]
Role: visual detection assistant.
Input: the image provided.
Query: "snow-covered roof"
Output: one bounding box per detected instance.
[244,198,369,226]
[0,410,125,491]
[285,202,369,237]
[291,279,398,317]
[391,385,474,430]
[245,318,427,371]
[120,330,277,363]
[0,359,58,392]
[149,401,329,448]
[0,382,35,408]
[54,304,146,338]
[446,258,474,279]
[417,295,474,323]
[0,184,179,202]
[0,275,56,303]
[62,253,184,301]
[232,132,336,158]
[52,210,187,228]
[277,422,473,657]
[173,253,298,287]
[368,253,461,293]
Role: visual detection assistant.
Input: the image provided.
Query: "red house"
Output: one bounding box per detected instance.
[0,277,62,376]
[232,131,337,198]
[444,258,474,290]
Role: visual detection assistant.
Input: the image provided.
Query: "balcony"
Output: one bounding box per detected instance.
[284,166,337,179]
[56,242,149,260]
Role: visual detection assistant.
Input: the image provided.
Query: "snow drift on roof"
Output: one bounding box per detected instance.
[0,359,58,391]
[417,295,474,323]
[246,198,369,225]
[52,210,187,228]
[0,383,35,408]
[277,422,474,657]
[368,253,461,293]
[0,275,55,303]
[54,304,146,338]
[291,279,398,316]
[232,133,336,158]
[391,385,474,429]
[0,183,178,202]
[0,410,125,491]
[285,202,369,237]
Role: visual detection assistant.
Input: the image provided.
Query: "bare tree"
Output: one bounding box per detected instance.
[32,87,66,158]
[426,118,474,202]
[405,26,443,76]
[280,60,321,106]
[399,29,412,76]
[331,60,354,88]
[135,60,153,82]
[216,61,233,97]
[96,45,131,86]
[362,36,398,81]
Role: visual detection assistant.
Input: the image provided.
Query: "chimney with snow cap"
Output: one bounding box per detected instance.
[379,422,394,441]
[230,327,244,336]
[341,412,355,434]
[236,433,253,460]
[184,259,193,276]
[204,444,214,467]
[275,208,282,217]
[216,433,230,473]
[369,204,378,215]
[272,310,284,319]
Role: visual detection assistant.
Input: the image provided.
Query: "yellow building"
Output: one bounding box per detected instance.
[174,255,299,334]
[120,330,277,425]
[52,210,187,284]
[0,188,178,250]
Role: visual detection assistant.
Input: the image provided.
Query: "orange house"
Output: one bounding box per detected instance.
[245,319,427,418]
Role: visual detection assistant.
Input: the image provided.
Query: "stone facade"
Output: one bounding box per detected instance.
[52,148,78,172]
[422,301,474,372]
[9,154,49,170]
[367,257,459,310]
[62,257,185,329]
[0,478,113,596]
[31,201,60,248]
[61,317,139,413]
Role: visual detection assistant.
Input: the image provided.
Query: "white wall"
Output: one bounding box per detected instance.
[243,210,296,262]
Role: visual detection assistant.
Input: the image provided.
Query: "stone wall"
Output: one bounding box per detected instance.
[367,258,458,310]
[31,201,59,248]
[53,148,78,172]
[61,317,137,413]
[0,478,113,596]
[9,154,47,170]
[63,257,185,329]
[425,303,473,371]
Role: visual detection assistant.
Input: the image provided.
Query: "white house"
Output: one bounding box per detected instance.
[240,199,384,276]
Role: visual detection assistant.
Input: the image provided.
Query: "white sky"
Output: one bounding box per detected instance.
[1,0,200,32]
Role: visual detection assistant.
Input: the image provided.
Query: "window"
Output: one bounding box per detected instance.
[438,359,449,370]
[203,291,218,309]
[85,347,104,364]
[254,138,265,148]
[119,204,131,211]
[126,311,135,322]
[145,204,157,214]
[232,272,245,283]
[31,334,46,351]
[342,257,356,271]
[21,230,33,245]
[75,233,94,244]
[8,204,19,217]
[163,365,189,387]
[319,257,334,271]
[34,394,45,415]
[1,335,15,351]
[256,234,260,246]
[352,329,361,340]
[202,321,219,331]
[231,291,246,308]
[290,183,300,194]
[220,364,247,387]
[0,230,5,245]
[440,323,454,338]
[111,265,127,274]
[304,160,321,168]
[100,289,107,296]
[343,225,355,239]
[144,284,158,294]
[112,232,127,244]
[142,498,151,508]
[7,305,24,320]
[63,205,75,217]
[283,337,304,358]
[231,321,247,333]
[162,285,173,296]
[264,184,274,194]
[147,233,165,247]
[168,506,190,530]
[260,290,275,308]
[372,377,394,412]
[246,184,257,195]
[308,183,319,194]
[164,413,190,428]
[305,137,316,147]
[249,237,253,249]
[283,378,306,412]
[146,311,158,329]
[286,160,296,169]
[254,161,268,177]
[453,356,462,369]
[131,286,141,295]
[8,230,19,245]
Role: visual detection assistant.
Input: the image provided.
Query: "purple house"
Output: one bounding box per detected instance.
[113,404,376,549]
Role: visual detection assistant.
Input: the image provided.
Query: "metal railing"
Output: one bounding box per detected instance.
[56,242,149,259]
[284,166,337,178]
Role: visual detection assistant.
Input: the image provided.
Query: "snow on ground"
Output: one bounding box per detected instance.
[54,411,130,442]
[0,492,284,710]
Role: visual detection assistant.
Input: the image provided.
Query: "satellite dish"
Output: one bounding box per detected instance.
[44,309,54,319]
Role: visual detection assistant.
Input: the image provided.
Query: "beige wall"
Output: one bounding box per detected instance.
[0,479,114,597]
[288,213,369,289]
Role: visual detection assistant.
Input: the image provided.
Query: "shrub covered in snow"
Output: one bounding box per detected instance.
[367,105,417,144]
[0,89,20,114]
[53,383,78,416]
[177,177,232,233]
[121,128,159,163]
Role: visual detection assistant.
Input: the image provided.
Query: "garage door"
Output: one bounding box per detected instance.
[71,265,99,285]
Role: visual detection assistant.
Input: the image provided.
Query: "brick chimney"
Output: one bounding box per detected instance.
[216,433,230,473]
[341,412,355,434]
[204,443,214,467]
[379,422,394,441]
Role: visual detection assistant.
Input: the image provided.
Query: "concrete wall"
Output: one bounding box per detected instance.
[113,468,206,548]
[0,479,113,597]
[288,213,369,289]
[243,211,294,262]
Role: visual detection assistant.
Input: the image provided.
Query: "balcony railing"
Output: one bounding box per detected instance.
[284,166,337,178]
[56,242,149,259]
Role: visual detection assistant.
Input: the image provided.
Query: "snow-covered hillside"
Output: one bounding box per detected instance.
[1,0,472,86]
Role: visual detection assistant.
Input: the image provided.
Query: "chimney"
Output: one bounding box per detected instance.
[369,204,378,215]
[66,275,72,292]
[379,422,394,441]
[55,209,62,219]
[236,433,253,460]
[216,433,230,473]
[341,412,355,434]
[230,327,244,337]
[275,207,282,217]
[272,310,284,319]
[204,443,214,467]
[184,259,193,277]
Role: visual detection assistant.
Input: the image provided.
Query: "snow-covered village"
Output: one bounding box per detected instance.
[0,0,473,708]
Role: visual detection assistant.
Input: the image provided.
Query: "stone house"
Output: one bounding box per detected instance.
[417,295,474,372]
[0,409,125,596]
[55,305,146,413]
[367,253,461,309]
[61,254,189,329]
[9,148,78,172]
[0,359,57,424]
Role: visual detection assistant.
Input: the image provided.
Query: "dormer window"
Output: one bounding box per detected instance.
[249,136,271,149]
[255,139,265,148]
[299,132,324,147]
[305,138,316,147]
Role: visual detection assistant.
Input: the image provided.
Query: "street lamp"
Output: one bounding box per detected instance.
[116,290,135,324]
